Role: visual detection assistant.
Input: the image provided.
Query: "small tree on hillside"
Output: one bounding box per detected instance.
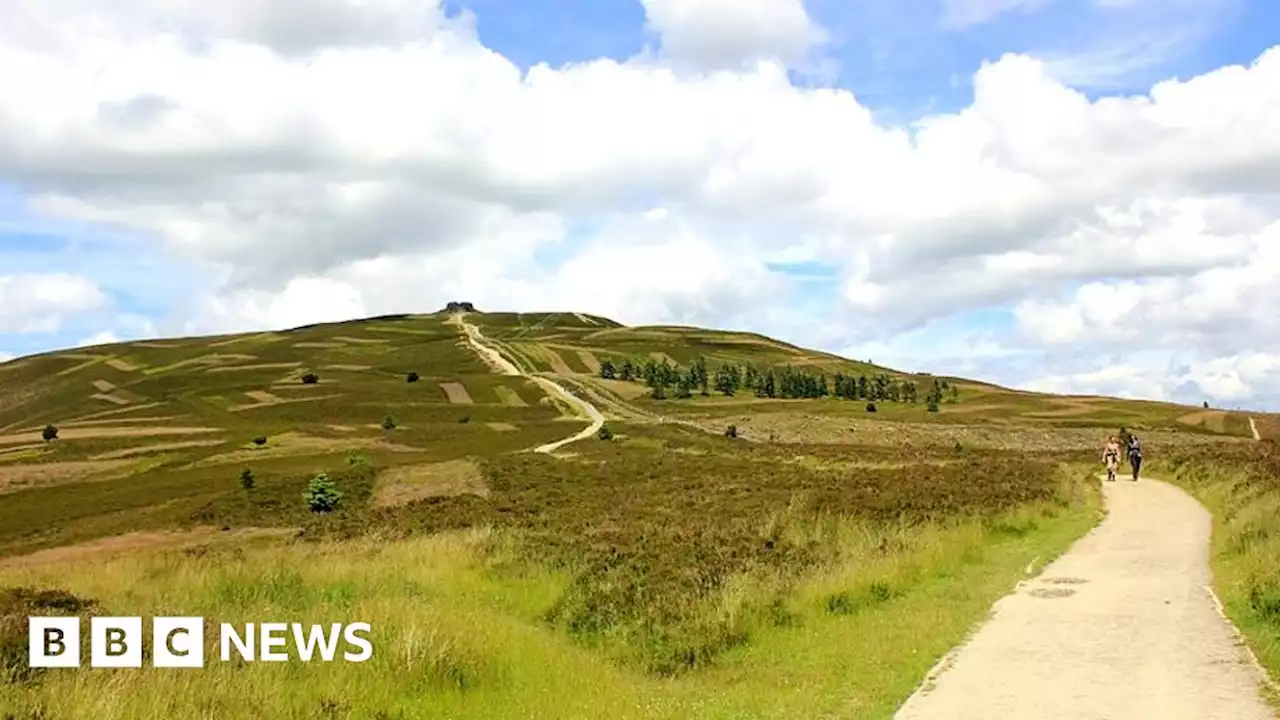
[301,372,319,385]
[42,424,58,442]
[1203,400,1210,409]
[252,436,268,447]
[725,424,738,438]
[240,468,255,490]
[597,425,614,441]
[381,414,397,431]
[599,360,616,380]
[304,473,342,513]
[406,371,420,383]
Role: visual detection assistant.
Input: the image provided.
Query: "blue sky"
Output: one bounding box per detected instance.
[1,0,1279,408]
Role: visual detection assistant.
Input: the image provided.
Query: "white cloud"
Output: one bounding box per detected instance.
[0,3,1278,407]
[639,0,824,71]
[0,351,13,363]
[0,273,105,332]
[939,0,1048,28]
[77,330,120,347]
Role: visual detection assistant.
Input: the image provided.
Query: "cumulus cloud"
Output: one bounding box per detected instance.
[639,0,825,71]
[0,273,105,332]
[0,1,1279,407]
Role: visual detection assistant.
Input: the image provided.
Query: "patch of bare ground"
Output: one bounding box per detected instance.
[132,341,183,349]
[206,362,303,373]
[60,402,168,424]
[486,422,518,432]
[293,341,346,349]
[323,364,372,371]
[0,444,46,459]
[440,382,474,405]
[62,416,184,429]
[56,356,108,376]
[143,354,256,375]
[192,433,418,467]
[596,378,651,400]
[372,459,488,507]
[493,385,528,407]
[332,336,390,344]
[91,379,116,392]
[0,527,297,569]
[0,459,138,494]
[90,439,228,460]
[207,333,277,348]
[328,424,359,432]
[228,393,341,412]
[0,425,223,447]
[1177,410,1228,433]
[575,349,602,374]
[104,358,140,372]
[91,393,133,406]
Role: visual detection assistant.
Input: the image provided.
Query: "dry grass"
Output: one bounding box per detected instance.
[245,390,283,404]
[0,459,137,494]
[487,422,519,432]
[228,393,341,412]
[206,362,303,373]
[59,415,183,429]
[91,379,116,392]
[649,351,678,365]
[207,332,280,348]
[371,459,489,507]
[440,382,475,405]
[189,432,378,467]
[494,385,528,407]
[61,402,169,424]
[598,378,651,400]
[90,393,132,406]
[324,364,373,371]
[575,349,602,374]
[0,527,295,570]
[0,425,223,446]
[333,336,391,345]
[1178,410,1228,433]
[293,341,346,349]
[104,358,141,372]
[90,439,229,460]
[56,356,108,376]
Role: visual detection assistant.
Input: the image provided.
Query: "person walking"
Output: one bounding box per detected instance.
[1102,435,1121,482]
[1127,434,1143,481]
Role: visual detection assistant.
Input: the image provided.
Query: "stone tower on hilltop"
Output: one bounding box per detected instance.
[444,301,477,313]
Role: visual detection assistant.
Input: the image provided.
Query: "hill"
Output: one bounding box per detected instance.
[2,309,1277,719]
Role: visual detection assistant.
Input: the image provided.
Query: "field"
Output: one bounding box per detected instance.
[0,309,1276,718]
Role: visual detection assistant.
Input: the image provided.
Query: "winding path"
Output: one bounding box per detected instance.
[1250,416,1262,441]
[894,478,1276,719]
[451,314,604,454]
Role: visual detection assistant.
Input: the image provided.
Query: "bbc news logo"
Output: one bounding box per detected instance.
[29,617,373,668]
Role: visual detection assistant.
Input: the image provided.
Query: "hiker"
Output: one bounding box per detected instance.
[1127,434,1143,481]
[1102,435,1121,482]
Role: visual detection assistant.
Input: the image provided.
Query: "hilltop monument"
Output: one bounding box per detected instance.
[444,301,476,313]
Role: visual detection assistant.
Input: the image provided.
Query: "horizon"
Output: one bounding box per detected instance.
[2,0,1279,410]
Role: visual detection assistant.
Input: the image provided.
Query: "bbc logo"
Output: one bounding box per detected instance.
[30,617,206,668]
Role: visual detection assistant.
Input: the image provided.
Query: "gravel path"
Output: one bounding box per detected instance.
[895,477,1276,720]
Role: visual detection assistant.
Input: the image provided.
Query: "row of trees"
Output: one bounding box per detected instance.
[598,356,960,410]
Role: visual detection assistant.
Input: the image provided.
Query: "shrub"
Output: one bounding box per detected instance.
[304,473,342,513]
[301,372,319,385]
[382,415,397,431]
[1203,400,1210,409]
[926,401,939,413]
[725,424,738,438]
[41,425,58,442]
[458,414,471,424]
[347,452,368,467]
[239,468,255,490]
[407,371,420,383]
[865,402,877,413]
[953,440,964,454]
[252,436,268,446]
[597,425,614,441]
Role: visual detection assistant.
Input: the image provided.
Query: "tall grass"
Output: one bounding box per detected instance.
[1156,442,1280,696]
[1,472,1099,719]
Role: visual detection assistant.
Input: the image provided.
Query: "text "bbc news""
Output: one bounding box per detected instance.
[29,618,373,667]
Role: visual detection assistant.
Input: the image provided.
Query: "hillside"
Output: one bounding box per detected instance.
[3,309,1278,718]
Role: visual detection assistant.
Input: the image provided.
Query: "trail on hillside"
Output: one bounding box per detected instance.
[895,478,1276,720]
[1250,416,1262,440]
[450,314,604,454]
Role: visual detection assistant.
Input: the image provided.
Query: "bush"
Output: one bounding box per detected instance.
[865,402,877,413]
[725,424,738,438]
[41,424,58,442]
[301,372,319,385]
[304,473,342,513]
[407,371,420,383]
[926,401,939,413]
[458,414,471,424]
[252,436,268,446]
[239,468,255,490]
[381,415,397,431]
[347,452,368,467]
[597,425,614,441]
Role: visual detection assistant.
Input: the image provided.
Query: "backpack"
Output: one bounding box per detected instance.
[1128,438,1142,457]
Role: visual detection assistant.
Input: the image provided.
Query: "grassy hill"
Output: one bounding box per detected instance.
[2,309,1276,719]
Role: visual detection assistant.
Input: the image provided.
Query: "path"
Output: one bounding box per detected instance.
[1250,416,1262,441]
[451,314,604,454]
[895,478,1276,720]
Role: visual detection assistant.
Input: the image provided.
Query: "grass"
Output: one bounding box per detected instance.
[1155,441,1280,703]
[0,308,1271,717]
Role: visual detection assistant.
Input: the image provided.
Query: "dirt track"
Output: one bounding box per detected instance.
[450,314,604,454]
[895,478,1276,719]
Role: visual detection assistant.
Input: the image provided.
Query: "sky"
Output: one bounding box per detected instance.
[1,0,1279,410]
